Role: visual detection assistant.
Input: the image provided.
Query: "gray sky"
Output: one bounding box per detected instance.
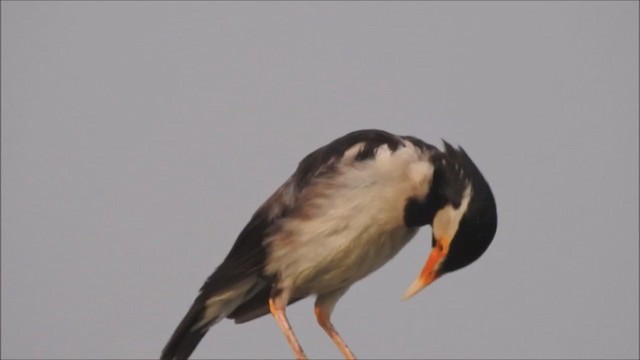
[1,2,638,359]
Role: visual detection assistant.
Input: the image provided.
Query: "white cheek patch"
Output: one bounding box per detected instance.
[432,185,472,248]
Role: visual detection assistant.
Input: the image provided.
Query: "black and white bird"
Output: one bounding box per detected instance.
[161,129,497,360]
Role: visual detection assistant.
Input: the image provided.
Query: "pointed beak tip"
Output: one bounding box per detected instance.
[401,279,426,301]
[400,292,415,301]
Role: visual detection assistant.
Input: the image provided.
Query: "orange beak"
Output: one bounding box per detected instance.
[402,238,448,300]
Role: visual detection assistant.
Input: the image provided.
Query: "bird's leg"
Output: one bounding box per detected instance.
[268,296,307,360]
[315,288,356,360]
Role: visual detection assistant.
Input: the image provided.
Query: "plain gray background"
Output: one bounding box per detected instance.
[1,2,638,359]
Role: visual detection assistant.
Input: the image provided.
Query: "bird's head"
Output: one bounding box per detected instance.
[402,141,497,300]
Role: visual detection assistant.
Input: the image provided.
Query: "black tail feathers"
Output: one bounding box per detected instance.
[160,301,213,360]
[160,275,266,360]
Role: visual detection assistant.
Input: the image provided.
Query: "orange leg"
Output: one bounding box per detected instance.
[315,289,356,360]
[269,297,307,360]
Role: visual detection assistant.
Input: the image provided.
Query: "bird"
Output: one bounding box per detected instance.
[160,129,497,360]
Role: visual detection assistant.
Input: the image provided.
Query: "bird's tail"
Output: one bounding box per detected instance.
[160,277,262,360]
